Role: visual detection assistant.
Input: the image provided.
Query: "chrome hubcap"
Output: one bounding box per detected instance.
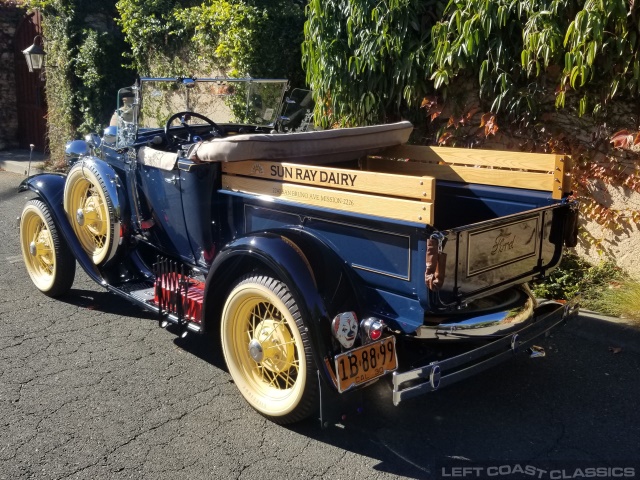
[248,339,264,363]
[76,208,85,226]
[29,241,37,256]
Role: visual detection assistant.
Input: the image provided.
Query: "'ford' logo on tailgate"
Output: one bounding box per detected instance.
[467,218,539,276]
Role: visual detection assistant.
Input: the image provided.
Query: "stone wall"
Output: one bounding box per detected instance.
[0,3,22,150]
[576,182,640,280]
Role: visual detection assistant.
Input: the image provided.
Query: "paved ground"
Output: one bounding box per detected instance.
[1,170,639,480]
[0,149,47,176]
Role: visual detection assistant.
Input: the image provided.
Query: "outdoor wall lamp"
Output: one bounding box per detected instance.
[22,35,46,73]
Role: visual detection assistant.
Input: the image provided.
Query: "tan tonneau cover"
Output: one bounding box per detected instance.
[188,121,413,164]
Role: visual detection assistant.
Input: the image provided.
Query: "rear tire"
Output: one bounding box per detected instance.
[220,275,318,424]
[63,161,119,265]
[20,199,76,297]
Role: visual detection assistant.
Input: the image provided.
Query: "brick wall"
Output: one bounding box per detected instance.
[0,3,22,150]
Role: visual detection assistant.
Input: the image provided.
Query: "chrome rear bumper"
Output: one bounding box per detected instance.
[392,296,580,406]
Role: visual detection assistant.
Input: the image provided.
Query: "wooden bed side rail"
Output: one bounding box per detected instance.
[375,145,572,200]
[222,160,435,201]
[221,174,434,224]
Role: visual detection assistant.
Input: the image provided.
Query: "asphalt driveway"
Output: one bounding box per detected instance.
[1,170,639,479]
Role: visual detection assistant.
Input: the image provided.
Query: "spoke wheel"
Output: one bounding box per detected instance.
[20,199,75,297]
[221,275,318,424]
[64,162,119,265]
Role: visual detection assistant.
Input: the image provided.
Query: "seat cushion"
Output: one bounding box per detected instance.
[137,147,178,171]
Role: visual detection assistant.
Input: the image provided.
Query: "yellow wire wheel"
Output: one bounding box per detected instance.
[63,162,119,265]
[20,199,75,297]
[221,275,318,424]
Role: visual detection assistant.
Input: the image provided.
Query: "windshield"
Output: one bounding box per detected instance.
[112,78,289,147]
[137,78,288,130]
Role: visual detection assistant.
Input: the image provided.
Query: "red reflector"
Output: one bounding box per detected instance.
[369,326,382,341]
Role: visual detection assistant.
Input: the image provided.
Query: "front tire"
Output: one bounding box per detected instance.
[20,199,76,297]
[220,275,318,424]
[63,161,119,265]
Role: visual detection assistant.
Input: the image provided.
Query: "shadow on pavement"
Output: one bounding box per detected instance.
[58,288,157,321]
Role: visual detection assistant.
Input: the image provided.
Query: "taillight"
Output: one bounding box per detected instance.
[360,317,384,343]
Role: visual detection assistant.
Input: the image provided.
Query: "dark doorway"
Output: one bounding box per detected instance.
[14,10,47,152]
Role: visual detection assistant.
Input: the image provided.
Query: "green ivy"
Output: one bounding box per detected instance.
[428,0,640,120]
[25,0,134,165]
[304,0,640,126]
[25,0,304,164]
[303,0,446,128]
[116,0,306,84]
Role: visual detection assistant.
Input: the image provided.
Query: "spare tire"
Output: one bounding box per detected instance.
[63,161,121,265]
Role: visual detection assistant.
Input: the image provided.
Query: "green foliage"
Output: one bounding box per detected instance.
[75,29,131,134]
[115,0,195,76]
[531,253,628,314]
[28,0,303,164]
[305,1,640,125]
[116,0,306,84]
[533,254,640,320]
[25,0,134,164]
[303,0,446,128]
[596,281,640,320]
[428,0,640,120]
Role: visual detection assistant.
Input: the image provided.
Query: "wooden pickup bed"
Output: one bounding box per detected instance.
[368,145,572,200]
[222,161,435,223]
[221,143,572,225]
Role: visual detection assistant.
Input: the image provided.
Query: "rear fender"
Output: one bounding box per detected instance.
[202,232,340,387]
[19,173,106,286]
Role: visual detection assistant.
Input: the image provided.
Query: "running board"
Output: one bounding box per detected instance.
[105,282,203,336]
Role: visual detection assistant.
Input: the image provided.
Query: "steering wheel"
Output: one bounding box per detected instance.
[164,111,223,148]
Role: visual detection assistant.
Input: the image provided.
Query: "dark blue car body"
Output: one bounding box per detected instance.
[19,77,579,422]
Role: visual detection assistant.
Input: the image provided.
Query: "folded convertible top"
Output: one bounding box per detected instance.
[187,121,413,164]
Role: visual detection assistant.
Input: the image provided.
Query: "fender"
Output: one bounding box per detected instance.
[19,158,128,283]
[270,227,365,314]
[203,232,336,387]
[19,173,106,286]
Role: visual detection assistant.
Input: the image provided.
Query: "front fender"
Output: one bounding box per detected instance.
[203,232,334,386]
[19,173,106,286]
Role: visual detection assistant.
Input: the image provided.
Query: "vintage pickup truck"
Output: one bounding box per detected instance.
[18,77,579,424]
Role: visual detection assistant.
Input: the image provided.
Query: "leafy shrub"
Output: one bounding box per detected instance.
[26,0,134,164]
[27,0,305,163]
[303,0,444,128]
[304,0,640,126]
[117,0,306,84]
[531,253,630,315]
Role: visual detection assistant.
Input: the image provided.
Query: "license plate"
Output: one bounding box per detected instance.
[334,336,398,393]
